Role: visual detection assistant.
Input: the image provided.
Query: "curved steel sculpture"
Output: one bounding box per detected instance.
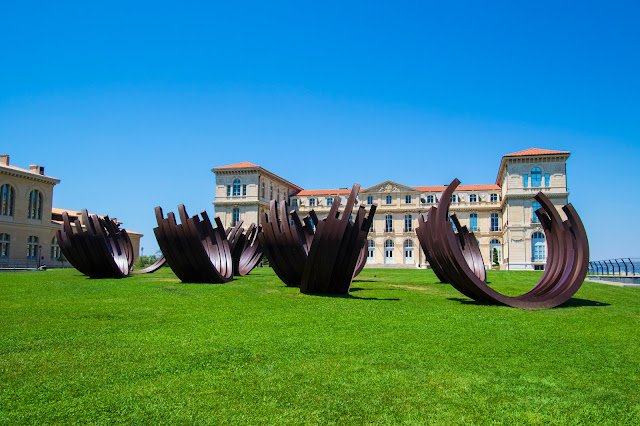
[301,185,376,294]
[259,184,375,294]
[258,200,317,287]
[57,209,135,278]
[226,221,264,276]
[132,255,167,274]
[415,178,589,309]
[154,205,233,283]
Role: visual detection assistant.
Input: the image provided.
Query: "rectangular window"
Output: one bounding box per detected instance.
[385,215,393,232]
[491,213,499,232]
[227,185,231,196]
[404,214,412,232]
[545,174,550,186]
[470,213,478,232]
[327,198,333,206]
[232,208,240,226]
[469,194,477,203]
[370,221,374,232]
[242,185,247,196]
[367,196,373,205]
[532,201,541,223]
[523,175,528,188]
[386,195,392,205]
[291,199,298,207]
[490,194,498,202]
[427,195,434,204]
[309,198,316,207]
[405,195,411,204]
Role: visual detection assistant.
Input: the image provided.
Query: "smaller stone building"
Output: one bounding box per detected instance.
[0,155,142,268]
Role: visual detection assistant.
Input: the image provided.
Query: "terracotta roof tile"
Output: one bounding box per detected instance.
[213,161,260,170]
[504,148,569,157]
[296,184,500,196]
[296,189,355,196]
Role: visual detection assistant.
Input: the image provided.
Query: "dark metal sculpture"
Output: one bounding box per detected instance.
[226,220,264,276]
[154,205,233,283]
[57,209,135,278]
[416,179,589,309]
[132,255,167,274]
[259,184,376,294]
[258,200,317,287]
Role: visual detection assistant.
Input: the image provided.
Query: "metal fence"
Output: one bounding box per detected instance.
[588,258,640,276]
[0,257,73,270]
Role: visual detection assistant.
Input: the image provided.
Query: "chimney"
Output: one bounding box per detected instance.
[29,164,45,175]
[0,154,8,166]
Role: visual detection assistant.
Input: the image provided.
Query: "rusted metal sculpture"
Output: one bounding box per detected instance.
[226,220,264,276]
[259,184,376,294]
[132,255,167,274]
[416,178,589,309]
[57,209,135,278]
[258,200,317,287]
[154,205,233,283]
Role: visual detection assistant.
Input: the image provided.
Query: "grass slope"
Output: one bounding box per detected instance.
[1,268,639,424]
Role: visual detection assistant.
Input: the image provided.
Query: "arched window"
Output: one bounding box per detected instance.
[27,236,39,259]
[367,240,375,263]
[532,201,541,223]
[50,236,60,260]
[384,239,394,264]
[1,184,15,217]
[28,190,43,219]
[490,239,501,264]
[403,239,414,264]
[232,179,241,196]
[532,232,546,262]
[531,167,542,187]
[0,233,9,258]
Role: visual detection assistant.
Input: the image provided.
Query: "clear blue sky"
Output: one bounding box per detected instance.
[1,1,638,260]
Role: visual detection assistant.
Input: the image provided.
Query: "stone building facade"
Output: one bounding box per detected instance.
[212,148,571,270]
[0,155,142,268]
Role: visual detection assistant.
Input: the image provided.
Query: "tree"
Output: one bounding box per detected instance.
[492,248,499,266]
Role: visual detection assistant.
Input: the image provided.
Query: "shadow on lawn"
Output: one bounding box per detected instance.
[306,290,400,301]
[448,297,610,308]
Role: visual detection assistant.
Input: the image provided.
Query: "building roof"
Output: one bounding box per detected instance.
[414,184,501,192]
[297,184,500,196]
[212,161,260,170]
[503,148,570,157]
[496,147,570,184]
[0,163,60,183]
[212,161,303,191]
[296,189,355,196]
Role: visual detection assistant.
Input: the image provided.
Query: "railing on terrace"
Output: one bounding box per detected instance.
[0,257,74,270]
[588,258,640,276]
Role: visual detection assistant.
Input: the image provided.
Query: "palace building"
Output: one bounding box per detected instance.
[0,155,142,268]
[213,148,571,270]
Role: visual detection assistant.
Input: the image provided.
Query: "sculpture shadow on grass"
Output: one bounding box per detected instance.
[448,297,609,308]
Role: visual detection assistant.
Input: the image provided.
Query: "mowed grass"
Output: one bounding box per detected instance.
[1,268,639,424]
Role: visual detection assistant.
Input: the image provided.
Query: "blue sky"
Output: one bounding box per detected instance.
[1,1,638,260]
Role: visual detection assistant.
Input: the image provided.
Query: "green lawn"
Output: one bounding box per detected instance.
[1,268,639,424]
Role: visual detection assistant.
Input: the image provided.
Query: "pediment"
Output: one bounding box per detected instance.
[362,181,419,194]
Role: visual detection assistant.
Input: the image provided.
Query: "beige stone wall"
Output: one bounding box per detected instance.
[1,163,59,266]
